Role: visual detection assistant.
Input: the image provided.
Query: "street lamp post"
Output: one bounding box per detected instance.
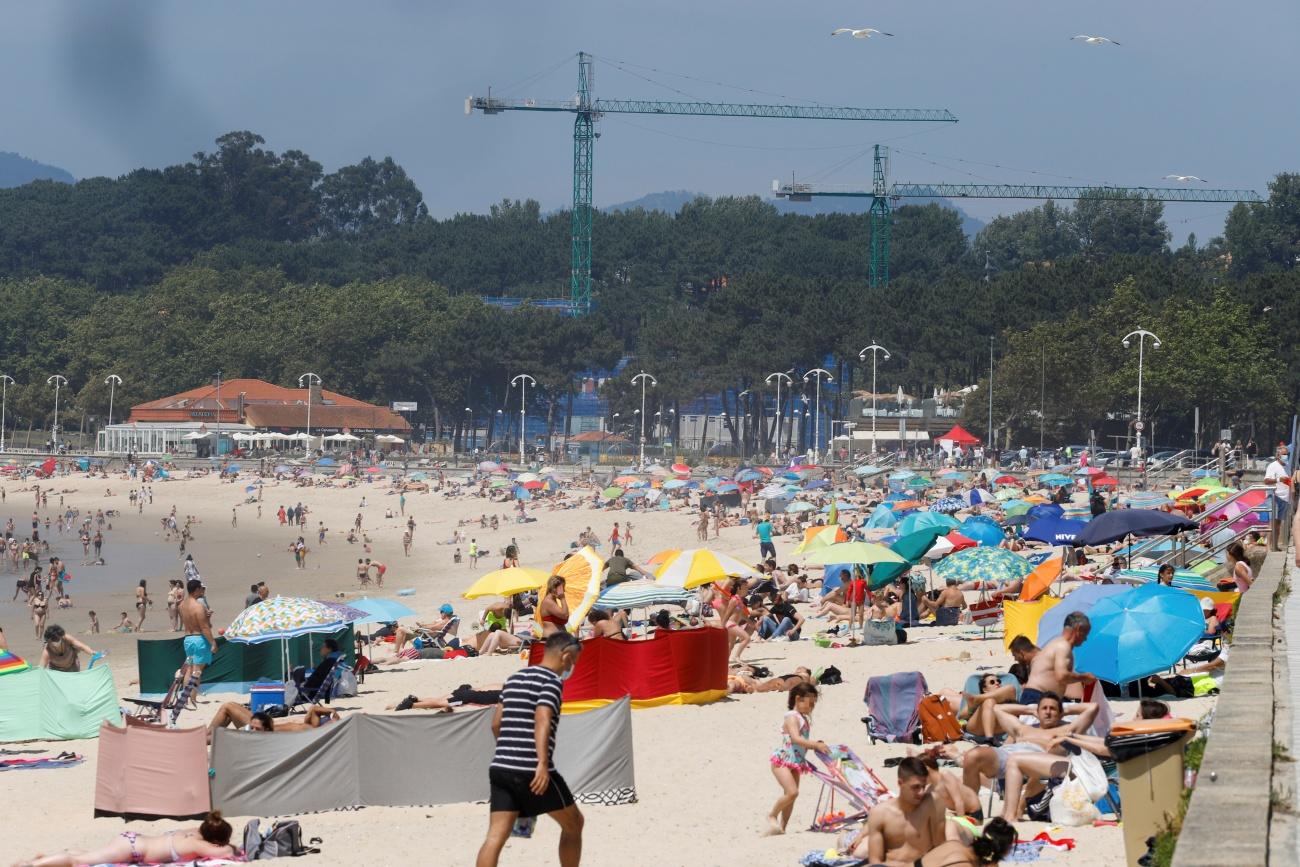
[804,368,832,462]
[104,374,122,428]
[858,344,891,459]
[510,374,536,466]
[298,373,321,454]
[631,371,657,469]
[737,390,751,461]
[464,407,473,452]
[0,374,13,452]
[47,375,68,449]
[1122,329,1161,467]
[765,372,793,461]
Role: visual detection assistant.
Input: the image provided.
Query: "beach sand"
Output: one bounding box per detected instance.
[0,471,1205,865]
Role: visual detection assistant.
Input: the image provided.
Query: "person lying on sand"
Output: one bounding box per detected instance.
[207,702,340,740]
[13,810,235,867]
[388,683,505,712]
[727,666,814,695]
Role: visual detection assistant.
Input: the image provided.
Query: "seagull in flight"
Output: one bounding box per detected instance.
[1071,34,1120,46]
[832,28,894,39]
[1163,175,1207,183]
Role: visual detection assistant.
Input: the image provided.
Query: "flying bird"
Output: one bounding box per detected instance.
[1071,34,1120,46]
[1163,175,1207,183]
[832,28,894,39]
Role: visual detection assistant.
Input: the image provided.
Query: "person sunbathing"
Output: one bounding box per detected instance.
[932,672,1019,745]
[389,683,504,712]
[14,810,235,867]
[207,702,339,740]
[919,816,1017,866]
[726,666,814,695]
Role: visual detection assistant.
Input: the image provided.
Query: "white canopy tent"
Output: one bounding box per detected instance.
[375,434,405,444]
[323,433,361,442]
[182,431,214,440]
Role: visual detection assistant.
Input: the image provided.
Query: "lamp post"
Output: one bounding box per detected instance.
[630,371,657,469]
[737,390,751,461]
[804,369,832,462]
[765,372,793,461]
[47,375,68,449]
[104,374,122,429]
[510,374,536,466]
[0,374,13,452]
[1122,329,1161,465]
[987,336,995,450]
[298,373,321,454]
[464,407,473,452]
[858,344,890,459]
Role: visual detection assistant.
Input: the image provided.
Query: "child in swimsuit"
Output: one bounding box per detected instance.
[765,682,828,836]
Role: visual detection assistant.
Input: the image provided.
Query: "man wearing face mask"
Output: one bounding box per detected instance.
[476,632,585,867]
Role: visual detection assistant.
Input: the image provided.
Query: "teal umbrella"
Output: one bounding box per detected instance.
[934,547,1034,586]
[896,511,960,536]
[870,526,948,589]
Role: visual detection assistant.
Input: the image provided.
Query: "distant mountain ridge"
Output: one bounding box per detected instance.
[0,152,75,187]
[605,189,985,237]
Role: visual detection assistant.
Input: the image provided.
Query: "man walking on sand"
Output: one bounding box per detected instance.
[170,578,218,727]
[476,632,584,867]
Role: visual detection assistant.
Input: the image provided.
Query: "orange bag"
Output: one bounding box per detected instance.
[918,695,964,743]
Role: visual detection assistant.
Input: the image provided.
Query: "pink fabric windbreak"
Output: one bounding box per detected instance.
[95,716,211,819]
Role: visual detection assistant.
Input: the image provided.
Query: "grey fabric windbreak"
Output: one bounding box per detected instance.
[211,697,634,815]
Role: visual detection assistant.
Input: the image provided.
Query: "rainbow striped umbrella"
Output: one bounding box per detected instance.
[225,596,347,644]
[0,649,29,677]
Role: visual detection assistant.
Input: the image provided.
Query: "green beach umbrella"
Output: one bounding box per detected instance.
[933,546,1034,586]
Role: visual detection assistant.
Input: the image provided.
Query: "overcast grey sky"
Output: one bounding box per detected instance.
[2,1,1295,241]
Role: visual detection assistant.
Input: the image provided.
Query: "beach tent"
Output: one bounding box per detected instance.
[211,698,636,816]
[94,717,210,819]
[936,424,981,446]
[0,665,121,742]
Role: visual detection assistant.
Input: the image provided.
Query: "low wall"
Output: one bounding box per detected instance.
[1172,550,1288,867]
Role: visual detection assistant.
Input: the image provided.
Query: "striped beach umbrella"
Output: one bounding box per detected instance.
[1111,568,1216,592]
[225,597,347,644]
[596,581,692,609]
[0,649,30,677]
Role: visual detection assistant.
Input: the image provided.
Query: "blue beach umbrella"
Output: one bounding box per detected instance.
[960,516,1007,547]
[1058,585,1205,683]
[897,511,960,535]
[1075,510,1198,547]
[865,505,898,529]
[1026,503,1064,522]
[1022,518,1088,546]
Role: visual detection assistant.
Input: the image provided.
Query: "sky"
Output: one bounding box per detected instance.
[1,0,1296,243]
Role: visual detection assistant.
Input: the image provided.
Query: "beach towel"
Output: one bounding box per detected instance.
[863,671,926,744]
[86,860,243,867]
[0,751,83,770]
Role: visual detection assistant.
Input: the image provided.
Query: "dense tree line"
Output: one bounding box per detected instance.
[0,132,1294,451]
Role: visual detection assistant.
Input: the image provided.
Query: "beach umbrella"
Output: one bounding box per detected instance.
[1124,492,1174,509]
[1023,518,1088,545]
[655,549,762,590]
[1018,556,1065,601]
[0,649,30,676]
[896,511,959,535]
[854,465,882,476]
[1091,474,1119,488]
[795,523,849,553]
[225,597,347,644]
[1039,474,1072,487]
[662,479,687,490]
[1111,568,1216,592]
[785,501,817,513]
[314,457,337,467]
[1054,585,1205,683]
[931,497,965,514]
[1175,484,1234,504]
[646,548,680,566]
[622,488,647,499]
[934,547,1033,586]
[966,488,995,506]
[488,478,511,489]
[717,482,740,493]
[865,504,898,529]
[1036,584,1132,640]
[463,567,551,600]
[317,600,371,622]
[938,470,967,481]
[670,462,691,475]
[1002,500,1032,516]
[994,475,1019,485]
[613,475,640,485]
[1074,466,1104,476]
[736,469,764,483]
[596,581,691,609]
[804,479,830,491]
[906,477,933,491]
[1075,510,1198,547]
[994,488,1020,502]
[348,597,418,624]
[802,541,906,568]
[925,531,979,559]
[600,486,624,500]
[871,526,949,587]
[515,472,540,484]
[959,518,1007,547]
[890,469,917,480]
[1026,503,1064,522]
[552,547,607,631]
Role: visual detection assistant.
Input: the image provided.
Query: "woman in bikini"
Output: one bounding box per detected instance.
[538,575,569,637]
[14,810,235,867]
[30,590,48,638]
[134,580,150,631]
[919,816,1017,865]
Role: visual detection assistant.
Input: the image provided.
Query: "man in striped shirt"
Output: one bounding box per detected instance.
[476,632,585,867]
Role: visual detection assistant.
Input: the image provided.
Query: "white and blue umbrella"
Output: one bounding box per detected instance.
[596,581,691,609]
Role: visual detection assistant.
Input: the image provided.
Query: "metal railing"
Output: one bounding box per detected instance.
[1122,484,1272,571]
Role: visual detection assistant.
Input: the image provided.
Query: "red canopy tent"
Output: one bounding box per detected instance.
[936,425,981,446]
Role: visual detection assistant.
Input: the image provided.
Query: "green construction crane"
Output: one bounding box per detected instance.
[773,145,1264,287]
[467,53,958,314]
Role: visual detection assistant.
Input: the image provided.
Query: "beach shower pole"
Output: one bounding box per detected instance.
[859,344,890,460]
[804,368,832,463]
[511,374,536,466]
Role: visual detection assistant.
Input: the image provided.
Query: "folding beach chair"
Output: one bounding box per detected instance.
[807,744,894,832]
[286,653,346,709]
[123,666,194,723]
[862,671,927,744]
[413,616,462,652]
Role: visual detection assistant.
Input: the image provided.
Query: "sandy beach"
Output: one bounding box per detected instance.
[0,470,1208,866]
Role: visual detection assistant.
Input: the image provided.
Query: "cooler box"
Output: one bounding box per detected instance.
[249,681,286,712]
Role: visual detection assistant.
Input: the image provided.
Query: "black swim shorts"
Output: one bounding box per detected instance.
[488,766,575,818]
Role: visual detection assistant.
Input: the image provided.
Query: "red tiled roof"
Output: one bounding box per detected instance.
[131,378,370,411]
[570,431,628,443]
[243,404,410,432]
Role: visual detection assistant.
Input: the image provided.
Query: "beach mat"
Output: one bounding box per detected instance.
[211,696,635,815]
[0,751,83,770]
[0,665,121,742]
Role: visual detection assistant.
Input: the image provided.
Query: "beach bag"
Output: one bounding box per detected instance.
[863,619,898,646]
[243,819,320,858]
[333,666,358,698]
[1048,777,1101,827]
[917,695,963,743]
[817,665,843,685]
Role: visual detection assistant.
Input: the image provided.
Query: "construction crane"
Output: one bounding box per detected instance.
[467,52,958,314]
[773,145,1265,287]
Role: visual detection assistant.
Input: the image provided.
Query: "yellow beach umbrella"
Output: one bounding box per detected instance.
[654,548,762,590]
[462,567,550,600]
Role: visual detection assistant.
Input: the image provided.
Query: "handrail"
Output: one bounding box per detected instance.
[1145,449,1194,484]
[1122,485,1271,565]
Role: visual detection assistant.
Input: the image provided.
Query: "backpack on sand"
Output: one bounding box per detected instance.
[242,819,321,859]
[917,694,963,743]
